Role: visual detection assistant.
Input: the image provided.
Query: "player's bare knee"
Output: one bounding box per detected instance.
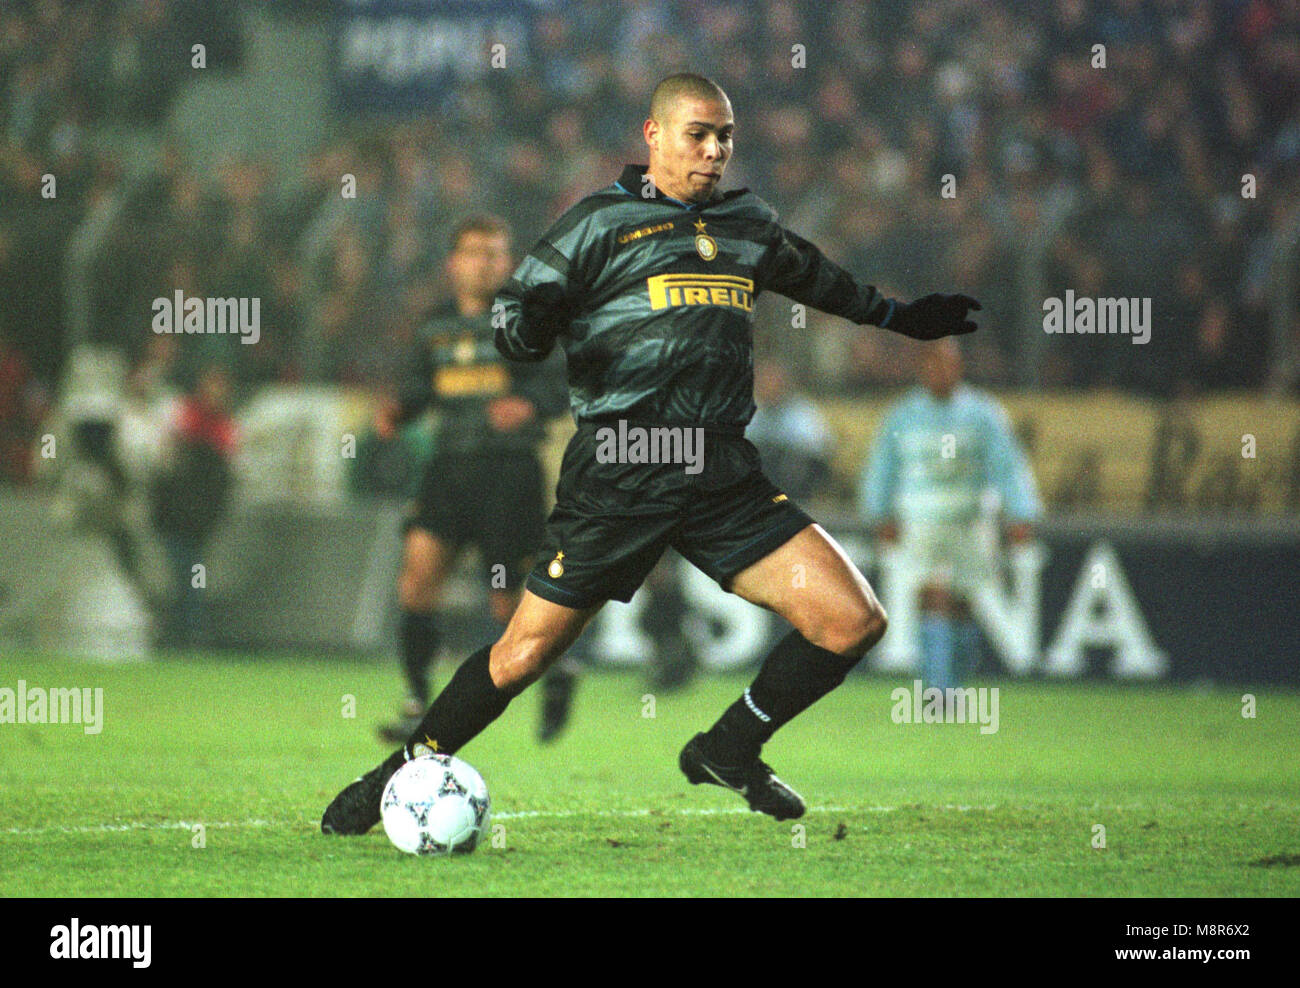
[802,597,887,658]
[488,635,554,691]
[829,599,888,658]
[870,597,889,639]
[855,599,889,654]
[487,638,530,690]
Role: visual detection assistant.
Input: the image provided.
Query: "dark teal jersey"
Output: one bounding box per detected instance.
[495,163,892,429]
[397,302,567,457]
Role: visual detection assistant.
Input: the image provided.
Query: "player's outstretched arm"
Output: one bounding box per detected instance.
[757,223,980,340]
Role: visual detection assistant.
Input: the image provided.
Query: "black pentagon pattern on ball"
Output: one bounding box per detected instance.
[438,769,468,798]
[468,794,489,822]
[380,784,400,814]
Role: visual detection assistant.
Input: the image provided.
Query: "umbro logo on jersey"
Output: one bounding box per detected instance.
[617,221,675,244]
[646,273,754,312]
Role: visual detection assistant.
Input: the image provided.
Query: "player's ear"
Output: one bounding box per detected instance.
[643,117,659,148]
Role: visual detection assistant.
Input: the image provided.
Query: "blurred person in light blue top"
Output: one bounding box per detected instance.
[858,340,1040,691]
[746,359,833,503]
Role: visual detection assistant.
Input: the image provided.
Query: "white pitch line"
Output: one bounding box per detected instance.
[0,804,999,838]
[495,805,913,820]
[0,819,286,837]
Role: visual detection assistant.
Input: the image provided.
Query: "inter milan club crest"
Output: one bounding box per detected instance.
[693,218,717,261]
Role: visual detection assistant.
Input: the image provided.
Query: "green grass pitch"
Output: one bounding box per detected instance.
[2,652,1298,897]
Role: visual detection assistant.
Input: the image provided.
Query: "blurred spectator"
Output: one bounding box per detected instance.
[149,364,237,647]
[0,327,44,483]
[2,0,1299,492]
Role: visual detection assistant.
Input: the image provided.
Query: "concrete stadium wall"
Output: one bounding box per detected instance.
[4,489,1297,685]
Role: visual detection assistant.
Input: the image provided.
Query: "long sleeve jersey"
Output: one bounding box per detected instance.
[495,163,893,429]
[858,384,1041,526]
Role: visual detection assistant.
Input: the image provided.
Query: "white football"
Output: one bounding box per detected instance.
[380,752,491,855]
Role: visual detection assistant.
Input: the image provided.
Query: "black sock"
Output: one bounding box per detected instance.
[402,644,524,757]
[399,610,440,705]
[704,630,861,763]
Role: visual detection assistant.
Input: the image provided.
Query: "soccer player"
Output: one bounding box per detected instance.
[747,358,834,502]
[374,215,573,744]
[323,73,980,833]
[858,340,1040,692]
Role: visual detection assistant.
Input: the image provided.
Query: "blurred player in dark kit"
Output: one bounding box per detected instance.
[374,215,573,744]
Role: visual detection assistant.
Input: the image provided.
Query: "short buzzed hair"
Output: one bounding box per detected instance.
[450,213,512,252]
[649,73,730,122]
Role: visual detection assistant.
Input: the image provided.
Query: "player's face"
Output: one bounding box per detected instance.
[448,230,513,301]
[920,343,964,398]
[646,97,734,203]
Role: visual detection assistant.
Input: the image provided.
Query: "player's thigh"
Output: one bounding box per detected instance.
[729,523,886,655]
[489,589,601,688]
[399,527,459,606]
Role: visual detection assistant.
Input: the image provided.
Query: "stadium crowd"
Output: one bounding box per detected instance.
[2,0,1299,487]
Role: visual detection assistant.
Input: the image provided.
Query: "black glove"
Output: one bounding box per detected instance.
[518,283,578,349]
[883,293,981,340]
